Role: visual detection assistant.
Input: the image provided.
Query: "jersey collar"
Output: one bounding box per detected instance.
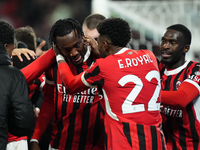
[115,47,129,55]
[83,46,91,62]
[164,60,190,76]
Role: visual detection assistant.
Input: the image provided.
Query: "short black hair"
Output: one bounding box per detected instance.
[83,14,106,30]
[13,54,35,70]
[13,41,35,69]
[0,20,14,45]
[49,18,83,45]
[167,24,191,45]
[97,18,131,47]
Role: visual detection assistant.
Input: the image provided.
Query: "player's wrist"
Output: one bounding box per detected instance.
[30,139,39,143]
[56,54,65,62]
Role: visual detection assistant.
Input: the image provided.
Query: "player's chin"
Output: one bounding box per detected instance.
[161,58,172,65]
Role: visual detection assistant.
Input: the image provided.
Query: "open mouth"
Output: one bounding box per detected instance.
[72,55,82,63]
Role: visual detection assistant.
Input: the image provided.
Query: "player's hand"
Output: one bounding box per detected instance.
[83,36,100,58]
[36,40,46,57]
[30,141,41,150]
[12,48,36,62]
[52,42,61,56]
[34,107,40,121]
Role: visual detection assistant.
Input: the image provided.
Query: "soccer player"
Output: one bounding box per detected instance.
[159,24,200,150]
[54,18,166,150]
[30,18,104,150]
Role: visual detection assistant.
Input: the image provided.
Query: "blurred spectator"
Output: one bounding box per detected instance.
[15,26,37,51]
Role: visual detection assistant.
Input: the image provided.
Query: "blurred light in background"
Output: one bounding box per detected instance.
[0,0,199,61]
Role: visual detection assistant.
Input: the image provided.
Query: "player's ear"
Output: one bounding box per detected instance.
[103,41,109,52]
[183,45,190,54]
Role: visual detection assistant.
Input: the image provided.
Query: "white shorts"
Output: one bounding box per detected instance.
[6,140,28,150]
[49,144,58,150]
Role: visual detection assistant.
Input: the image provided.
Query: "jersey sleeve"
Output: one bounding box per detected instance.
[31,80,54,141]
[21,48,56,85]
[161,81,200,107]
[184,62,200,85]
[58,62,89,94]
[82,61,104,86]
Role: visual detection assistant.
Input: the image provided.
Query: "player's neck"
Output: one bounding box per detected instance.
[112,46,124,54]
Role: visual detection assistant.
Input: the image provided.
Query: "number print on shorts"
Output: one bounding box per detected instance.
[118,70,160,114]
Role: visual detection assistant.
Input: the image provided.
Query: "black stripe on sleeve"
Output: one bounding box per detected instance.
[183,61,193,80]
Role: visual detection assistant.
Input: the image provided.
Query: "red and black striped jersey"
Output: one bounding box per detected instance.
[83,48,166,150]
[44,49,104,150]
[159,60,200,150]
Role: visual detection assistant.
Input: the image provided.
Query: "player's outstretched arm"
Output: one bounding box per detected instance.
[21,48,56,84]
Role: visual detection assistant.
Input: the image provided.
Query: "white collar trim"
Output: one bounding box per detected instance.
[164,60,190,76]
[115,47,129,55]
[83,46,91,62]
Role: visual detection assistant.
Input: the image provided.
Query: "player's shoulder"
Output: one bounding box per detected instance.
[185,60,200,69]
[139,49,155,56]
[190,60,200,66]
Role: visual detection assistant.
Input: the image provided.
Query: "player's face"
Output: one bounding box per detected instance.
[83,25,99,41]
[56,30,87,66]
[160,29,186,69]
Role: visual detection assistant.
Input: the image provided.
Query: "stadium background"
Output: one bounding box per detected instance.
[0,0,199,61]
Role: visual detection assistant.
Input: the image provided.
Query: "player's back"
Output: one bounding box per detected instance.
[97,48,162,125]
[91,48,166,150]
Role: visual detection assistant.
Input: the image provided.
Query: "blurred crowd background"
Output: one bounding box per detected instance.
[0,0,199,61]
[0,0,92,42]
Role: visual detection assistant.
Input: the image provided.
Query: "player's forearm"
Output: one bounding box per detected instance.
[57,61,88,94]
[21,48,56,84]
